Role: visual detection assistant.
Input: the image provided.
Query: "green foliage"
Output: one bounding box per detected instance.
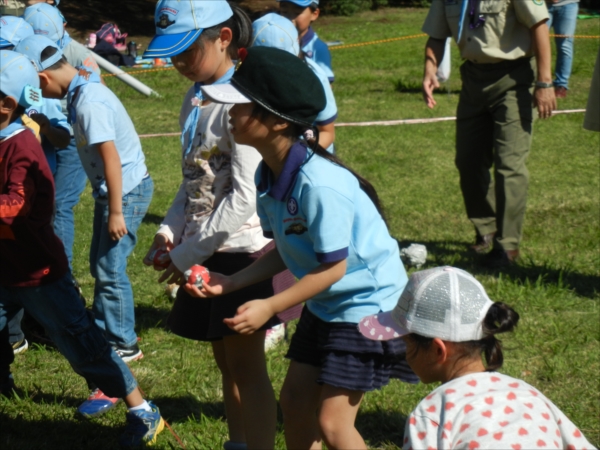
[0,7,598,449]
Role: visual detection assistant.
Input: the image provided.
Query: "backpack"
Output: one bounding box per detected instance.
[95,23,127,48]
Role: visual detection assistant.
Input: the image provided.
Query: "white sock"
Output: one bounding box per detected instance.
[129,400,152,412]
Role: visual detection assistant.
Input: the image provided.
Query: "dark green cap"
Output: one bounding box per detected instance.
[201,46,326,127]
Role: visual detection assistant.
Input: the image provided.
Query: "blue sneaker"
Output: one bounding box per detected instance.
[119,401,164,448]
[77,388,121,417]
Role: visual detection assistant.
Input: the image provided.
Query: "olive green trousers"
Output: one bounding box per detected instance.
[455,57,536,251]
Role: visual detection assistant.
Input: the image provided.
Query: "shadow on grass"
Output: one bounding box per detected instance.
[152,395,225,424]
[135,304,172,334]
[0,412,122,450]
[395,78,461,95]
[357,409,407,448]
[398,239,600,299]
[142,213,166,226]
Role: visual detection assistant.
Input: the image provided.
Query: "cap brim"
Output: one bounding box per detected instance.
[201,83,252,104]
[358,311,409,341]
[143,29,202,58]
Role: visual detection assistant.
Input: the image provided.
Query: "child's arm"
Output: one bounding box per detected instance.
[96,140,126,240]
[0,149,36,226]
[223,258,346,334]
[30,113,70,149]
[317,122,335,150]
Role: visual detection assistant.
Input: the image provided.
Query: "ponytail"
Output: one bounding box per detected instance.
[198,2,252,58]
[479,302,520,371]
[302,126,388,223]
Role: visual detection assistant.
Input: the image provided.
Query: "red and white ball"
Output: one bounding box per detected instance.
[185,265,210,288]
[151,248,170,269]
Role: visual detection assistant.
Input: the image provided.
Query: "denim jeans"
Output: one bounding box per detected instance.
[90,176,153,348]
[547,2,579,89]
[0,273,137,398]
[54,140,88,270]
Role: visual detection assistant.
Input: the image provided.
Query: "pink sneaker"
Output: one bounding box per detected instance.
[77,388,121,418]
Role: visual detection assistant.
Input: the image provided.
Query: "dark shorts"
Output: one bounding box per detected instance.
[167,241,296,341]
[286,307,419,392]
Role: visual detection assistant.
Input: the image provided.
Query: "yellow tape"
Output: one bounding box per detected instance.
[101,33,599,77]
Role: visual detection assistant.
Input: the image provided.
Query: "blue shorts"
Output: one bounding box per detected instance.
[286,307,418,392]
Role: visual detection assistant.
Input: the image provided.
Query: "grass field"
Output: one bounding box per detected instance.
[1,7,599,450]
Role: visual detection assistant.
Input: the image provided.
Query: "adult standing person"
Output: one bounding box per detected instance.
[546,0,579,98]
[422,0,556,268]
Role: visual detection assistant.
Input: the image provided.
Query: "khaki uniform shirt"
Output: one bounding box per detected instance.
[422,0,549,64]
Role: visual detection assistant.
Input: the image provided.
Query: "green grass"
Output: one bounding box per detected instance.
[2,7,599,449]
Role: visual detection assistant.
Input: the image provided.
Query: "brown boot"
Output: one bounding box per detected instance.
[471,232,496,254]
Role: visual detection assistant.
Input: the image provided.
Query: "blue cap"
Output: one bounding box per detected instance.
[14,35,63,72]
[0,16,34,49]
[0,50,44,108]
[277,0,319,7]
[144,0,234,58]
[251,13,299,55]
[23,3,64,45]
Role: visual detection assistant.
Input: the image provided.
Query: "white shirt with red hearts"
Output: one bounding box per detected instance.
[403,372,596,450]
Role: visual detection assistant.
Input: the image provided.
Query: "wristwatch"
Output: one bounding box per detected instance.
[535,81,554,89]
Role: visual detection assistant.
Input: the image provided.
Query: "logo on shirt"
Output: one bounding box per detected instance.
[285,222,308,236]
[287,197,298,215]
[156,14,175,29]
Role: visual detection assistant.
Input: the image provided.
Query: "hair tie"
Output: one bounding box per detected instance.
[303,129,315,141]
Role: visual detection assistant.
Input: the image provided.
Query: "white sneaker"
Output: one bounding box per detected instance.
[264,323,285,352]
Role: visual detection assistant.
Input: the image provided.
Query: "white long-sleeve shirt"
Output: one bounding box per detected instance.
[158,89,269,272]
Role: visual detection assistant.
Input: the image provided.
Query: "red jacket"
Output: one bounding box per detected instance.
[0,129,68,287]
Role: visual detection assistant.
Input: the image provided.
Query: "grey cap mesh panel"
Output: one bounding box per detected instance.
[414,273,452,324]
[459,275,489,324]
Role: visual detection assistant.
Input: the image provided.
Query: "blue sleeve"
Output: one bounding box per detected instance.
[255,167,273,239]
[313,38,334,83]
[302,186,352,263]
[42,99,72,136]
[307,60,338,126]
[77,100,116,146]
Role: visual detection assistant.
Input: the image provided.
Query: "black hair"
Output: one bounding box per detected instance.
[0,90,26,117]
[249,104,387,222]
[40,45,67,71]
[197,2,253,59]
[408,302,520,372]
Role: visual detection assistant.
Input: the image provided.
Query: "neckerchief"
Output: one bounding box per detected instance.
[181,65,235,156]
[67,67,102,124]
[458,0,485,43]
[0,118,25,140]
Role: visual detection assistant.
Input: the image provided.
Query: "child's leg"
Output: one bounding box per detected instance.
[212,340,246,444]
[280,360,323,450]
[222,331,276,450]
[318,384,366,450]
[90,177,153,348]
[0,289,16,386]
[12,274,138,400]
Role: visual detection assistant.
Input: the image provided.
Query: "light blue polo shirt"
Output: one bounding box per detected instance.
[26,98,70,174]
[70,81,147,198]
[256,142,408,323]
[301,26,334,83]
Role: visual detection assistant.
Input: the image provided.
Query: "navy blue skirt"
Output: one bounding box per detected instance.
[286,307,419,392]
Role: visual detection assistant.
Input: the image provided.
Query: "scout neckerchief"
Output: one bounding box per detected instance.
[457,0,485,44]
[181,65,235,156]
[0,118,25,140]
[67,67,101,124]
